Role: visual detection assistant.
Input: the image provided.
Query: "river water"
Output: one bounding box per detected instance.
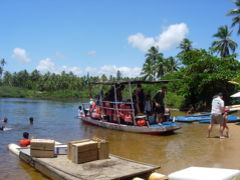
[1,98,240,180]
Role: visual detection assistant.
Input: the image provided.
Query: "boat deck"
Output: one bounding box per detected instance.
[19,148,159,180]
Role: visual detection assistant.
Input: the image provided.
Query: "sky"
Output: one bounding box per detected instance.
[0,0,238,78]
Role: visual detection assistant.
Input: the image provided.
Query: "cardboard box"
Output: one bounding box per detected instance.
[30,139,55,158]
[55,144,68,155]
[72,140,98,164]
[67,139,91,160]
[92,137,109,160]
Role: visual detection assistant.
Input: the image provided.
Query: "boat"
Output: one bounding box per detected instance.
[79,80,181,135]
[226,104,240,111]
[199,115,240,123]
[171,114,240,123]
[8,143,160,180]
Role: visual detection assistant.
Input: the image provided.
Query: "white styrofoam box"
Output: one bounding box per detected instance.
[168,167,240,180]
[54,144,68,155]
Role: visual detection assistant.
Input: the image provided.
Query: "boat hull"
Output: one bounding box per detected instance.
[80,116,181,134]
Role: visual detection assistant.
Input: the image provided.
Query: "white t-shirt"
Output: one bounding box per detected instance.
[211,97,224,115]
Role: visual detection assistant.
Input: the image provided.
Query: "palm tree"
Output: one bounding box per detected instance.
[178,38,193,54]
[164,56,179,73]
[0,58,6,81]
[227,0,240,34]
[141,46,160,80]
[141,58,155,80]
[155,53,165,78]
[211,25,237,57]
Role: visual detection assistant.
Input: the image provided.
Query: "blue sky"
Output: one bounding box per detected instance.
[0,0,238,77]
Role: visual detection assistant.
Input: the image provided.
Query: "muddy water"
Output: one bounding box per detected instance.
[1,98,240,179]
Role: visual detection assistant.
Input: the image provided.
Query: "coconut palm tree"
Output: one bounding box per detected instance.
[178,38,193,54]
[141,58,156,80]
[164,56,179,73]
[155,53,165,78]
[227,0,240,34]
[141,46,160,80]
[211,25,237,57]
[0,58,6,81]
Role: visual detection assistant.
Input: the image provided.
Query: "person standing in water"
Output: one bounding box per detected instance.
[19,132,31,147]
[29,117,34,124]
[0,117,8,123]
[207,93,225,138]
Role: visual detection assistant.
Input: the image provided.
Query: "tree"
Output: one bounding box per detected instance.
[177,49,240,109]
[177,38,195,66]
[141,46,160,80]
[141,58,155,80]
[178,38,193,53]
[2,71,12,86]
[164,56,179,73]
[227,0,240,34]
[0,58,6,80]
[211,25,237,57]
[116,70,122,80]
[155,53,165,78]
[101,74,108,81]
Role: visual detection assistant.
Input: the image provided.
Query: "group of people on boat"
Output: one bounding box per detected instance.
[79,85,169,126]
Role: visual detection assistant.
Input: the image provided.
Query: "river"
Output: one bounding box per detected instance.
[1,98,240,180]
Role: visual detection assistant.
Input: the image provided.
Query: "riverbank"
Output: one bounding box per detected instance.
[0,86,88,99]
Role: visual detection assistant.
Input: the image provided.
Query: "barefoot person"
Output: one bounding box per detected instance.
[223,108,229,138]
[207,93,225,138]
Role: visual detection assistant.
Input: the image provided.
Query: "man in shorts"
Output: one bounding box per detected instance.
[207,93,225,138]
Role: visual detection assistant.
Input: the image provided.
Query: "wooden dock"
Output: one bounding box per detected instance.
[19,148,159,180]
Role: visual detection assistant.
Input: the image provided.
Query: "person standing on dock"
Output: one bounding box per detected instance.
[207,93,225,138]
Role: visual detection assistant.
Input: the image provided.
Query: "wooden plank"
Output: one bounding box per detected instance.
[19,149,159,180]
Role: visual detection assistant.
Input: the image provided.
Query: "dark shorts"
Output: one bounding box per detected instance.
[211,114,223,124]
[155,105,165,114]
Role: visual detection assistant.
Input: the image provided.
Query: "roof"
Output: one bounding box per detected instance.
[89,80,174,85]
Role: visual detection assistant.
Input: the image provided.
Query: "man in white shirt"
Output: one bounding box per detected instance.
[207,93,225,138]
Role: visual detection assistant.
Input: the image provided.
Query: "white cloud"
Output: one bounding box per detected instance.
[36,58,82,75]
[12,48,31,63]
[128,23,189,52]
[85,65,141,78]
[36,59,141,77]
[87,50,96,57]
[36,58,55,73]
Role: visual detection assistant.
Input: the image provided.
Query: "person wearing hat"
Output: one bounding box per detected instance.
[207,93,225,138]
